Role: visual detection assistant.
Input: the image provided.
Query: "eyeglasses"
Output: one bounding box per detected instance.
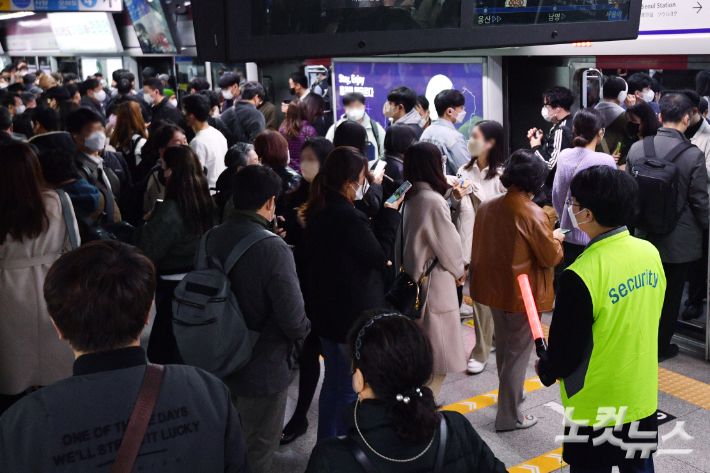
[566,198,584,209]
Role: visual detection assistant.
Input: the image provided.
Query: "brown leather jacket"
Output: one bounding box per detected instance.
[470,189,563,313]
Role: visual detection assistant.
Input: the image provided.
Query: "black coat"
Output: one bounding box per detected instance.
[381,153,404,199]
[150,96,183,126]
[299,192,400,343]
[306,401,507,473]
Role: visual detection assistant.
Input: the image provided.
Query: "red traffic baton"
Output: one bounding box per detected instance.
[517,274,548,358]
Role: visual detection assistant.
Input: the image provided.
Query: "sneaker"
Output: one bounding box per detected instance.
[467,359,486,374]
[516,415,538,429]
[460,301,474,317]
[681,305,703,321]
[659,344,680,362]
[522,388,527,402]
[490,345,496,353]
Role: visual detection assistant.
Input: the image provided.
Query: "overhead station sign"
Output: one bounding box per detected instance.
[639,0,710,34]
[0,0,122,12]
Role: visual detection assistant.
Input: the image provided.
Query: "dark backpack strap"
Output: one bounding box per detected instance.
[110,364,164,473]
[338,436,379,473]
[664,141,694,164]
[642,136,655,158]
[433,414,448,473]
[370,119,380,154]
[223,229,279,275]
[55,189,79,250]
[195,228,215,269]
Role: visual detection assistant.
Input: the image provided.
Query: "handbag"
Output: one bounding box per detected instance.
[110,364,164,473]
[385,202,438,319]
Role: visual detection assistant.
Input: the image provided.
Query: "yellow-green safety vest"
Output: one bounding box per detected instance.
[562,229,665,426]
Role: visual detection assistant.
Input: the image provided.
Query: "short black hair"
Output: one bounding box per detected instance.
[0,106,12,131]
[225,143,254,168]
[142,66,157,80]
[241,81,265,101]
[200,89,220,109]
[22,73,36,86]
[301,137,334,167]
[63,72,78,83]
[20,91,36,105]
[289,72,308,89]
[189,77,210,93]
[94,72,103,78]
[66,83,79,98]
[602,77,627,100]
[153,124,183,150]
[44,241,156,353]
[182,94,211,122]
[500,149,549,194]
[333,120,368,154]
[231,164,283,212]
[627,73,653,94]
[651,78,662,95]
[7,83,24,94]
[66,107,104,134]
[543,86,575,111]
[116,78,132,95]
[143,77,164,94]
[416,95,429,111]
[80,78,100,95]
[387,86,417,113]
[36,149,80,186]
[659,93,694,124]
[570,166,637,227]
[112,69,128,82]
[32,106,60,132]
[626,102,660,137]
[342,92,365,106]
[384,124,418,155]
[218,72,239,88]
[0,92,20,109]
[680,89,701,109]
[700,98,708,116]
[696,70,710,97]
[434,89,465,116]
[120,71,136,84]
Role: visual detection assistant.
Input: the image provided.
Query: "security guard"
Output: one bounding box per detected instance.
[537,166,665,473]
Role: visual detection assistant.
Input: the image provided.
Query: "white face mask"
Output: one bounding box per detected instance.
[642,90,655,103]
[167,99,177,108]
[567,205,587,229]
[542,106,555,122]
[212,107,220,118]
[452,109,466,124]
[15,105,26,115]
[419,116,428,128]
[352,180,368,201]
[222,88,234,100]
[100,79,107,88]
[93,89,106,102]
[383,102,395,119]
[346,107,365,122]
[0,82,7,89]
[144,92,155,105]
[301,160,319,183]
[84,131,106,152]
[467,137,483,156]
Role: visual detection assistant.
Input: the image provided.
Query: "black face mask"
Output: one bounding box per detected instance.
[289,87,296,96]
[627,122,640,136]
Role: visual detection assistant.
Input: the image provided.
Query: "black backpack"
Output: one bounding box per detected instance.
[629,136,693,235]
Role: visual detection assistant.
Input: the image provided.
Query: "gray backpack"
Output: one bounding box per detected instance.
[172,228,277,378]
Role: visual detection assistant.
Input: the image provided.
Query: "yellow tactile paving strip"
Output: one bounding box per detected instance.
[441,376,551,414]
[658,367,710,410]
[508,448,566,473]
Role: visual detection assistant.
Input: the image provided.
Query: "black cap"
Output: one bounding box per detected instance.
[218,72,239,88]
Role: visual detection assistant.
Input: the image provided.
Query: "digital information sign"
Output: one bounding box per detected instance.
[474,0,631,27]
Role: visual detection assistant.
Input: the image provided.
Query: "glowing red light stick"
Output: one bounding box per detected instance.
[517,274,548,357]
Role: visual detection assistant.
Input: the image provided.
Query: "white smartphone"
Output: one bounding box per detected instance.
[371,159,386,175]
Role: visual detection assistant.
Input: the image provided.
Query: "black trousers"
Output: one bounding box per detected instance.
[685,230,709,308]
[658,262,690,356]
[147,278,184,365]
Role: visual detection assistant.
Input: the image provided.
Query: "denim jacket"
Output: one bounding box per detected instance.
[419,119,470,175]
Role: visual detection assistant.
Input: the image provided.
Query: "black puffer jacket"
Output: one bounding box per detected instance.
[306,400,507,473]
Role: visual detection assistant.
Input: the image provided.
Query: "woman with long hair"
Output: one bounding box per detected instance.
[279,101,317,173]
[381,124,418,197]
[280,137,334,445]
[303,93,333,137]
[109,101,148,181]
[134,145,218,364]
[451,120,507,375]
[306,312,507,473]
[255,130,302,218]
[0,142,78,416]
[620,102,660,170]
[299,147,403,441]
[400,142,466,399]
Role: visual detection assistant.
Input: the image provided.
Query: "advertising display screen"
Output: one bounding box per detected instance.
[47,12,120,52]
[4,0,122,12]
[333,61,484,138]
[124,0,178,54]
[474,0,631,27]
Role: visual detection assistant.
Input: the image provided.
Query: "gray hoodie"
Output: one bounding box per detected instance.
[595,101,626,128]
[394,108,424,139]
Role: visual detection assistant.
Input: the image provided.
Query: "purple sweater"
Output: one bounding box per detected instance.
[279,124,317,174]
[552,147,617,246]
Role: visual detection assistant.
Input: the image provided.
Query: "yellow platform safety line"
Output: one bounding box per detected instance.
[507,448,566,473]
[441,376,550,414]
[658,367,710,410]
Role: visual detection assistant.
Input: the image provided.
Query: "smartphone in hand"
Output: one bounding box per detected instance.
[386,181,412,204]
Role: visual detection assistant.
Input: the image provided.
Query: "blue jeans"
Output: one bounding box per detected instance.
[317,337,358,441]
[570,458,654,473]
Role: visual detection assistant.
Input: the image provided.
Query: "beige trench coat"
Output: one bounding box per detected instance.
[0,191,78,394]
[399,182,466,374]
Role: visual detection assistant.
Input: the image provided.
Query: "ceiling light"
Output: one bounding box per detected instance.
[0,12,35,21]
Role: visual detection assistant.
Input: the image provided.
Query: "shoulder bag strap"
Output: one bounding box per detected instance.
[55,189,79,250]
[642,135,656,158]
[338,436,379,473]
[110,364,165,473]
[399,201,405,271]
[195,228,214,269]
[223,229,279,275]
[433,414,448,473]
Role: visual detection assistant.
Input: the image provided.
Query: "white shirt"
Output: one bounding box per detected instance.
[297,88,310,102]
[81,151,113,193]
[189,126,228,193]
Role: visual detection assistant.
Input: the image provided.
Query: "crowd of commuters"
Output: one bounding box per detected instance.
[0,62,708,473]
